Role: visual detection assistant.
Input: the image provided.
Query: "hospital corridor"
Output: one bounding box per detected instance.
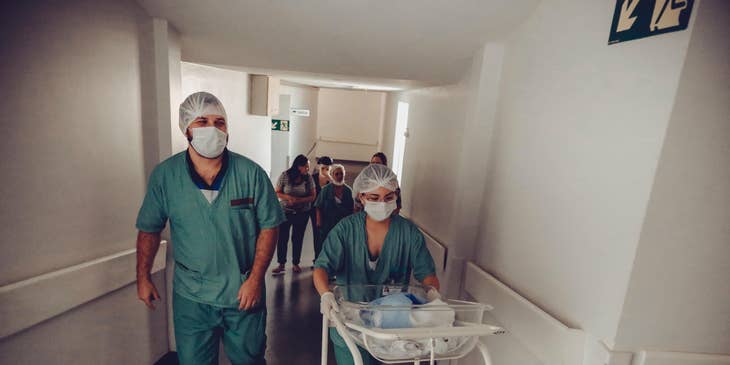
[1,1,729,365]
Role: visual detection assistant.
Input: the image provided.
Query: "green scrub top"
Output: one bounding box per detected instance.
[136,151,285,308]
[314,211,436,287]
[313,183,354,241]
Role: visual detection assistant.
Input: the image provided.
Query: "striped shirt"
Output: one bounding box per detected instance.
[277,171,315,213]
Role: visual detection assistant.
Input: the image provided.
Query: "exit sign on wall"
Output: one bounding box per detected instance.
[608,0,694,45]
[271,119,289,132]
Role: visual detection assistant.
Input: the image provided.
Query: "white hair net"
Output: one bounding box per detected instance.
[329,163,345,176]
[352,164,399,197]
[178,91,227,135]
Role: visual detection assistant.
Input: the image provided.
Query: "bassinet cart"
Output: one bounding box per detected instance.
[321,285,504,365]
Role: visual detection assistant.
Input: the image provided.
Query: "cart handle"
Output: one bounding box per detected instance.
[321,314,329,365]
[325,308,364,365]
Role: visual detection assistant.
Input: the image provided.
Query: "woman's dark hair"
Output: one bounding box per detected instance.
[287,154,309,181]
[316,156,333,166]
[371,152,388,166]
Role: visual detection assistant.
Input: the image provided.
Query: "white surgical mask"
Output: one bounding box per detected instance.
[364,200,397,222]
[191,127,227,158]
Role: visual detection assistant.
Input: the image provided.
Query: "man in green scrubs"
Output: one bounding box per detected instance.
[313,164,440,365]
[135,91,285,365]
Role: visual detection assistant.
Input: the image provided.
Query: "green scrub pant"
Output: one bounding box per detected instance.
[173,292,267,365]
[330,328,379,365]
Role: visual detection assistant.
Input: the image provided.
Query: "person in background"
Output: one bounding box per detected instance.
[136,91,285,365]
[313,164,353,261]
[313,164,440,365]
[370,152,387,166]
[273,154,316,274]
[310,156,333,266]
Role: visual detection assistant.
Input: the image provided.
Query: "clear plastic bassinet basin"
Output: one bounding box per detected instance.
[331,285,504,363]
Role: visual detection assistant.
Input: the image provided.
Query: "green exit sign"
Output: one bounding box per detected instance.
[609,0,694,45]
[271,119,289,132]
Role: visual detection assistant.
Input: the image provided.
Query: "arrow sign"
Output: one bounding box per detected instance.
[616,0,640,32]
[608,0,694,45]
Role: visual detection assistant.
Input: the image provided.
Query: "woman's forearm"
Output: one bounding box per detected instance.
[313,268,331,295]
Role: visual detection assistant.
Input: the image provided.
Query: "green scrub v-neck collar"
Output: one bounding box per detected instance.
[362,214,394,273]
[184,150,230,206]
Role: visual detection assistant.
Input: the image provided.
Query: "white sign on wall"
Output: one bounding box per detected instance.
[291,108,310,117]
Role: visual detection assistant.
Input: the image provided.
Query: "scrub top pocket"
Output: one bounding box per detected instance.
[231,206,258,239]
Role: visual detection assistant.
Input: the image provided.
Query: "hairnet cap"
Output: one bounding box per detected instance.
[352,164,399,197]
[179,91,227,135]
[329,163,345,175]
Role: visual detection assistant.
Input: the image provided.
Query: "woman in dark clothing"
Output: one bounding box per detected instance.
[370,152,387,166]
[273,154,316,274]
[310,156,332,266]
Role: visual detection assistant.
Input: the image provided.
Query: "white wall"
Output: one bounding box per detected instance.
[473,0,695,345]
[281,83,319,161]
[383,81,470,248]
[0,0,169,363]
[316,88,386,161]
[270,95,291,182]
[180,62,272,173]
[614,1,730,355]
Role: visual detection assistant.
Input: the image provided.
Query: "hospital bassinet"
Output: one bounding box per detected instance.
[321,285,504,365]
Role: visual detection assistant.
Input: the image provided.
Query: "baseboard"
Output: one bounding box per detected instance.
[610,350,730,365]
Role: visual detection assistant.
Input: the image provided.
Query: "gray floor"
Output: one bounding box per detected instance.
[263,222,337,365]
[264,162,366,364]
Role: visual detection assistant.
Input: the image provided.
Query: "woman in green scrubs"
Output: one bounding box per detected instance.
[313,164,354,261]
[313,164,440,365]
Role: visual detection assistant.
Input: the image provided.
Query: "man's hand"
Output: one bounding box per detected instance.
[136,230,162,310]
[137,276,161,309]
[238,276,263,310]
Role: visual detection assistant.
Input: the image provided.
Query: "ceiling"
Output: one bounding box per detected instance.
[138,0,539,89]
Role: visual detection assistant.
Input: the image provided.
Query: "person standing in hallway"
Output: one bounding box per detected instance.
[135,91,285,365]
[313,164,354,261]
[310,156,333,266]
[273,154,316,274]
[370,152,388,166]
[313,164,440,365]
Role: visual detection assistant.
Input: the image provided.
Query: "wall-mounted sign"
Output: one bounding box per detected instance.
[608,0,694,45]
[271,119,289,132]
[291,108,310,117]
